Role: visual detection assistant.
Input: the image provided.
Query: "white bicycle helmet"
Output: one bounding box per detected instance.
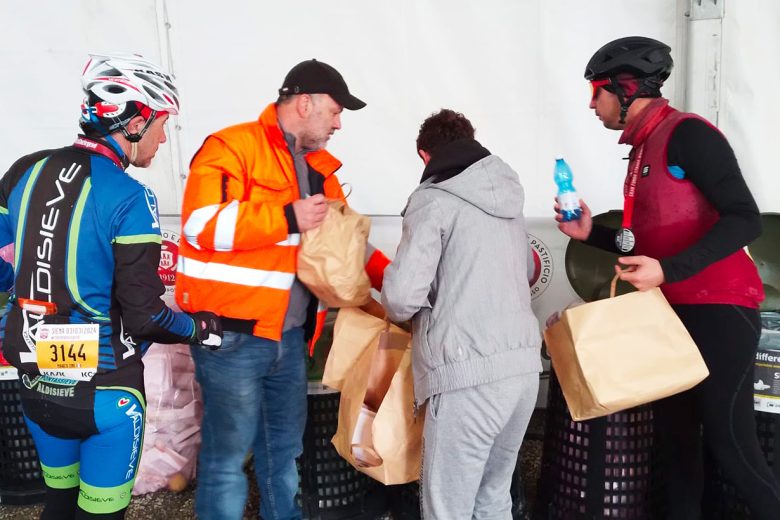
[80,53,179,141]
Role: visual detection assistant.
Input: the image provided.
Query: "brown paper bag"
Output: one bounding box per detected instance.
[544,275,709,421]
[322,307,388,391]
[297,200,371,307]
[326,307,423,484]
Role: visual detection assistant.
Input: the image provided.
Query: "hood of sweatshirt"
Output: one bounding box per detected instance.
[419,138,524,219]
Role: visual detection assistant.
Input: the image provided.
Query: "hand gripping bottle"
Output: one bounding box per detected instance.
[554,157,582,222]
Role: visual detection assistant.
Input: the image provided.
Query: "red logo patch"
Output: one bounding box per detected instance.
[158,230,180,294]
[528,234,553,300]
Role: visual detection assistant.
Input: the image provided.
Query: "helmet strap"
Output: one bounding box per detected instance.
[130,142,139,164]
[611,77,663,124]
[610,78,641,124]
[123,106,158,164]
[119,110,158,143]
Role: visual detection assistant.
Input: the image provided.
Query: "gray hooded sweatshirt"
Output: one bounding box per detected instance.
[382,144,542,403]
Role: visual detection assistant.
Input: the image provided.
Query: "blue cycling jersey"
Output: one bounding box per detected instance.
[0,136,194,407]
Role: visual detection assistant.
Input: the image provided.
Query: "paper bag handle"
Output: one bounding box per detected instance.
[609,273,625,298]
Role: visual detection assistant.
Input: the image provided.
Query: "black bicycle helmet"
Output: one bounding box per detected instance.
[585,37,673,123]
[584,36,673,81]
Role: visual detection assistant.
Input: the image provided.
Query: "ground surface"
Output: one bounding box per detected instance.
[0,411,544,520]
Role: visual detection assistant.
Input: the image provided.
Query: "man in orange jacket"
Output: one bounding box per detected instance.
[176,59,389,520]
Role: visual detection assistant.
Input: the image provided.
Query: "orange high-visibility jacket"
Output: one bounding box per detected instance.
[175,103,389,346]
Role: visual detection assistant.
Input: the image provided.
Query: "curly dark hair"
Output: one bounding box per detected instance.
[416,109,475,154]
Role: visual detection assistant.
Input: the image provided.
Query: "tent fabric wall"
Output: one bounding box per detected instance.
[0,0,184,214]
[683,0,780,214]
[164,0,679,218]
[0,0,681,217]
[718,1,779,213]
[1,2,776,216]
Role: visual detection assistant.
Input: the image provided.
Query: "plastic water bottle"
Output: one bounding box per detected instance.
[554,157,582,222]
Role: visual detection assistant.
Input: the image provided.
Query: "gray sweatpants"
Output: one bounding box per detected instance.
[421,373,538,520]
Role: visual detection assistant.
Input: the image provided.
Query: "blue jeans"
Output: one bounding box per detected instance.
[190,327,308,520]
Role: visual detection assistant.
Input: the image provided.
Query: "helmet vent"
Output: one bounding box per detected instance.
[137,72,164,89]
[143,85,163,102]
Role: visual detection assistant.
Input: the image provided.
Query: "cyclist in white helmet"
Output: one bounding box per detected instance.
[0,53,220,519]
[80,53,181,167]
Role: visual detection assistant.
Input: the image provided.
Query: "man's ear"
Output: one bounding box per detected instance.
[295,94,312,118]
[419,149,432,165]
[127,115,147,135]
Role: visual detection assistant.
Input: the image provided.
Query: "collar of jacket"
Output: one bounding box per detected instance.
[619,97,674,146]
[419,138,491,184]
[259,103,342,178]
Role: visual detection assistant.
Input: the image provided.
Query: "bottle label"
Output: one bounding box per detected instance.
[558,191,582,222]
[558,191,580,212]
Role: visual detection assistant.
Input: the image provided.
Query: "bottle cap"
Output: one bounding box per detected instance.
[554,155,564,161]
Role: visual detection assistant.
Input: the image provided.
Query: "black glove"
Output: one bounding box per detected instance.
[190,311,223,350]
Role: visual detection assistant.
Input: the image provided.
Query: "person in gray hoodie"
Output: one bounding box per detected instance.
[382,109,542,519]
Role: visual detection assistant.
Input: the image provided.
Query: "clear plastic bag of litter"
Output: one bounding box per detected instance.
[132,301,202,495]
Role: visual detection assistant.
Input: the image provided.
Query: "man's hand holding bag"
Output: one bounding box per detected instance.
[297,199,372,308]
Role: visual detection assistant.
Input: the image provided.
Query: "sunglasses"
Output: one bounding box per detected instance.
[589,79,614,101]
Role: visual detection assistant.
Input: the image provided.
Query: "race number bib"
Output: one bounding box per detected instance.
[35,324,99,381]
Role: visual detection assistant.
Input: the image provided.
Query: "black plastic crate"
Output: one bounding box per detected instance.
[0,377,45,505]
[298,383,387,519]
[535,370,662,519]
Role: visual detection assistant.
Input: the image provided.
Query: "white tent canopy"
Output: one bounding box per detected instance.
[2,0,775,218]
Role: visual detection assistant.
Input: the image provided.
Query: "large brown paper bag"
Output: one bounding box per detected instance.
[297,200,371,308]
[327,308,423,484]
[322,307,388,391]
[544,275,709,421]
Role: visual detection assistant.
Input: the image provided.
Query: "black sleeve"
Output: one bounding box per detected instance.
[583,223,621,253]
[659,119,761,283]
[113,241,195,344]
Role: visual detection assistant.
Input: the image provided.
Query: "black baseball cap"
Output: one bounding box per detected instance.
[278,59,366,110]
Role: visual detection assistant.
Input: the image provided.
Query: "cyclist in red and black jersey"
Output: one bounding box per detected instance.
[558,36,780,520]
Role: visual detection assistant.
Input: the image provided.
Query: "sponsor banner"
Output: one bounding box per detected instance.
[754,340,780,414]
